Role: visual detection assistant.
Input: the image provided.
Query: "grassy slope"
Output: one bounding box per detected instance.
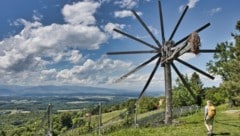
[109,105,240,136]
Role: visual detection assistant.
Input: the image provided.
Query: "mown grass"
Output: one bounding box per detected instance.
[137,109,163,120]
[108,105,240,136]
[101,109,126,123]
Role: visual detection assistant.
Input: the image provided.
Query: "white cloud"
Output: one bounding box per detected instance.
[40,69,57,81]
[0,20,107,72]
[62,1,100,25]
[110,67,165,91]
[0,1,110,86]
[104,23,126,39]
[187,0,199,8]
[56,58,133,85]
[68,50,82,64]
[114,10,142,18]
[114,10,142,19]
[32,10,43,21]
[0,55,135,86]
[114,0,138,9]
[179,0,199,12]
[210,7,222,16]
[0,0,166,89]
[114,10,132,18]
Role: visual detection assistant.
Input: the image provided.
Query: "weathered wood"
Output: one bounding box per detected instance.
[171,63,196,100]
[137,57,161,101]
[107,1,217,126]
[115,53,160,83]
[113,28,158,50]
[158,0,165,45]
[174,23,210,47]
[107,50,157,55]
[168,5,189,41]
[176,58,214,80]
[164,62,172,124]
[132,10,162,48]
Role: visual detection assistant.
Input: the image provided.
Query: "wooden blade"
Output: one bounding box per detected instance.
[115,54,161,83]
[197,49,221,53]
[158,0,165,45]
[107,50,157,55]
[138,56,161,101]
[132,10,162,48]
[185,49,221,53]
[168,5,189,41]
[174,23,211,47]
[171,62,196,100]
[113,28,158,50]
[176,58,214,80]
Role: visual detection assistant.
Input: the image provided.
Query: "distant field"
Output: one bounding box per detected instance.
[0,95,128,111]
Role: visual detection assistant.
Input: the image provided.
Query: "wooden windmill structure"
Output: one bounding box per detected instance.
[107,0,219,124]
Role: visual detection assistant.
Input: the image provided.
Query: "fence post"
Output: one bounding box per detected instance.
[98,102,102,136]
[134,103,138,128]
[180,108,183,117]
[189,106,192,115]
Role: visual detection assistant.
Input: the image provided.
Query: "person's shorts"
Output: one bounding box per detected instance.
[206,116,214,125]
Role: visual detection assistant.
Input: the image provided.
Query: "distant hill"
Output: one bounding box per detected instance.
[0,88,16,96]
[0,85,163,97]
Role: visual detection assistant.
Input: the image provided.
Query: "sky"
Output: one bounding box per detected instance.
[0,0,239,92]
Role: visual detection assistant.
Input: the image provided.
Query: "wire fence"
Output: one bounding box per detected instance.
[137,105,200,127]
[88,105,201,135]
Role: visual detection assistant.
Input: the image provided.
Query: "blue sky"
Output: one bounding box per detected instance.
[0,0,239,92]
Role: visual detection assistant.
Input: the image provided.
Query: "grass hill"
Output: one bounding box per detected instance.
[64,104,240,136]
[0,98,239,135]
[108,105,240,136]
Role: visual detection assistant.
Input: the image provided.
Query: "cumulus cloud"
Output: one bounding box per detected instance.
[104,23,126,39]
[40,69,58,82]
[114,0,138,9]
[187,0,199,8]
[0,0,161,89]
[62,1,100,25]
[0,20,106,72]
[68,50,82,64]
[114,10,142,19]
[56,58,133,85]
[114,10,132,18]
[179,0,199,12]
[0,0,112,86]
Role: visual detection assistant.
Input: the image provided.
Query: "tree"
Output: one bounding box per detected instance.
[138,96,158,113]
[172,75,195,107]
[119,99,136,114]
[59,112,73,129]
[190,72,204,106]
[172,73,204,107]
[236,20,240,31]
[205,87,226,105]
[0,130,6,136]
[207,20,240,106]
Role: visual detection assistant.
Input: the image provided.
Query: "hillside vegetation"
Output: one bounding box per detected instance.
[109,105,240,136]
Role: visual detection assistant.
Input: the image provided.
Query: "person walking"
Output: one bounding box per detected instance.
[204,100,216,136]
